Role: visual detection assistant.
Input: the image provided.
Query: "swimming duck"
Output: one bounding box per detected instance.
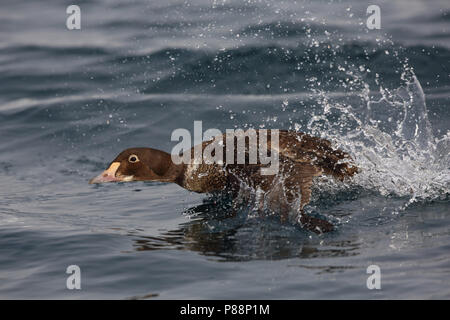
[89,130,358,233]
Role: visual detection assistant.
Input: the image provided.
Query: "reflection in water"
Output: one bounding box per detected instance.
[127,194,361,262]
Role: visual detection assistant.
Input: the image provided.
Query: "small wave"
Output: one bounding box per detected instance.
[236,21,342,39]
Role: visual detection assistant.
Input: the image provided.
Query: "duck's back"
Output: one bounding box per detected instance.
[275,130,358,180]
[180,130,357,194]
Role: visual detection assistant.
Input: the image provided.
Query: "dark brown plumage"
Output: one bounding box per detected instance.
[89,130,358,233]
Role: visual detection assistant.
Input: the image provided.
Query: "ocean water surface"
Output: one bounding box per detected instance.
[0,0,449,299]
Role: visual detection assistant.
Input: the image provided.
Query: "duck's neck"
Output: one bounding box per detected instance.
[149,149,186,186]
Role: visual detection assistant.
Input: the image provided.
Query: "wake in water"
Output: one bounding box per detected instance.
[304,69,449,218]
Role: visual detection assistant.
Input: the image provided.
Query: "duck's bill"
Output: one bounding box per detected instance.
[89,162,130,184]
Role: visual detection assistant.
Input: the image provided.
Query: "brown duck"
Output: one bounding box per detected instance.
[89,130,358,234]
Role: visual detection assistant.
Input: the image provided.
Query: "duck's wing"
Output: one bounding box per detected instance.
[273,130,358,181]
[199,130,357,181]
[196,130,357,192]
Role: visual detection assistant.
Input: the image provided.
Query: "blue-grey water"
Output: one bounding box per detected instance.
[0,0,449,299]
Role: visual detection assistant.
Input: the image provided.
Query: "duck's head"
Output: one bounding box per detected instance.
[89,148,174,184]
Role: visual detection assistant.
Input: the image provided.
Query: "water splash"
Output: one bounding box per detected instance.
[306,71,449,209]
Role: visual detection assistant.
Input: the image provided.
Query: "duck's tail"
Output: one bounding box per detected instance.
[312,143,359,181]
[277,130,359,181]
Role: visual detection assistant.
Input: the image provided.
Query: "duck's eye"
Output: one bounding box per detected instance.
[128,154,139,163]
